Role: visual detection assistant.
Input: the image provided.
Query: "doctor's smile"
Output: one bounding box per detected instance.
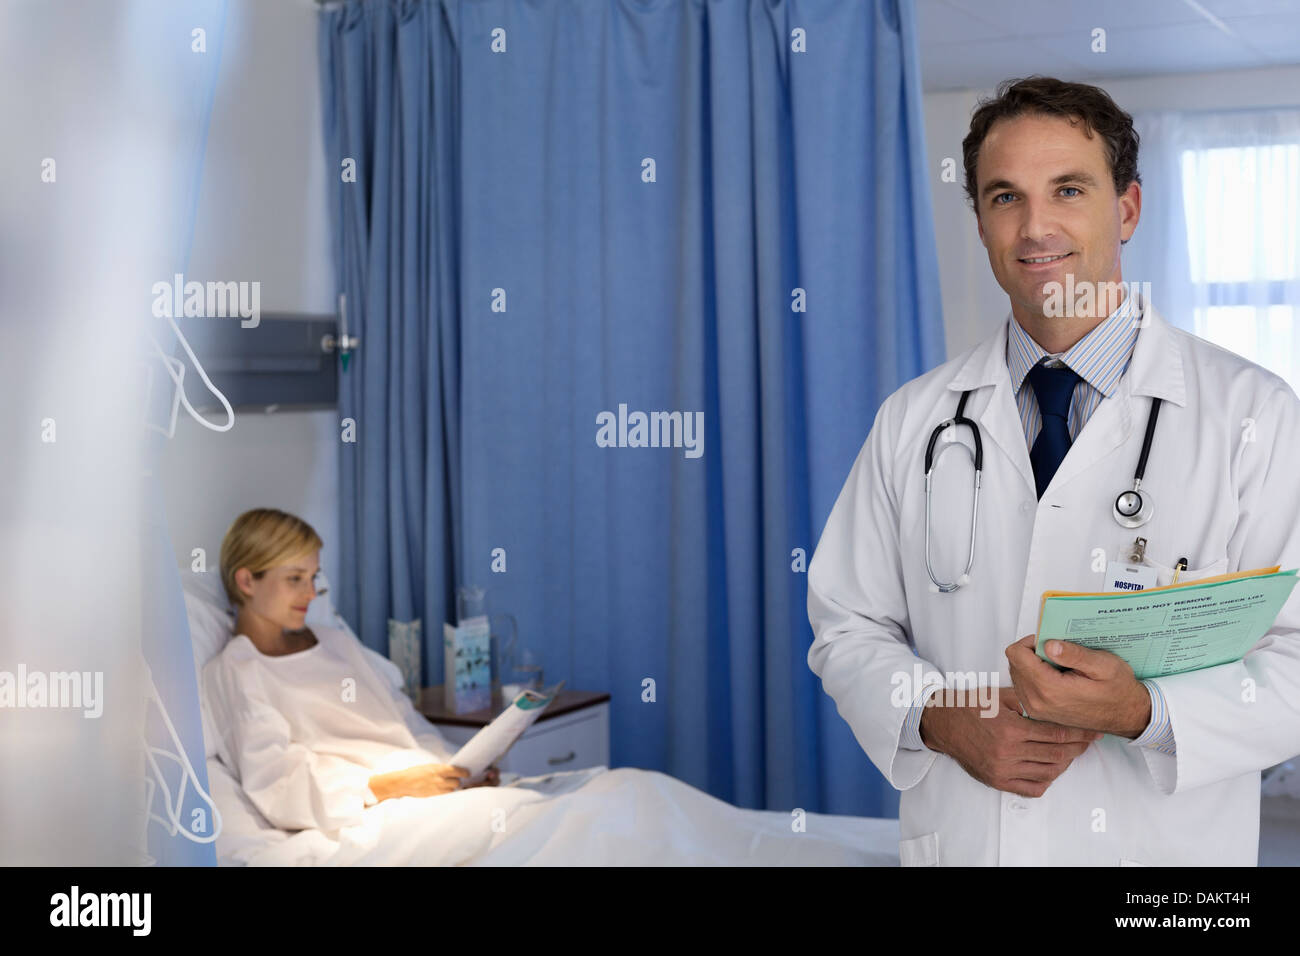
[807,76,1300,867]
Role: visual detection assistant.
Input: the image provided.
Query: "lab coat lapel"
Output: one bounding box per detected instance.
[1040,370,1134,495]
[945,318,1037,499]
[1042,299,1187,496]
[1127,300,1187,410]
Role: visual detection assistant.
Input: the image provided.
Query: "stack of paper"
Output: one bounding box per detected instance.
[1035,566,1298,679]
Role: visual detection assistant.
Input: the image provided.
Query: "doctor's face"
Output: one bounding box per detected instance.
[235,550,320,632]
[974,112,1140,322]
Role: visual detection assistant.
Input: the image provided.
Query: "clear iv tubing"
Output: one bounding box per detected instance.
[141,658,223,846]
[147,310,235,433]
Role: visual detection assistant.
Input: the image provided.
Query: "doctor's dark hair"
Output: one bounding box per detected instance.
[962,76,1141,224]
[219,508,323,607]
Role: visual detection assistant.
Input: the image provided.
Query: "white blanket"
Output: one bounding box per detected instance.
[199,622,899,865]
[208,758,898,866]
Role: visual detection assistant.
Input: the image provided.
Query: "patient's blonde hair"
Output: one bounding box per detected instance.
[219,508,323,607]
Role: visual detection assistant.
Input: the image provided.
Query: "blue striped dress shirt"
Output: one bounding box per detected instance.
[900,291,1177,757]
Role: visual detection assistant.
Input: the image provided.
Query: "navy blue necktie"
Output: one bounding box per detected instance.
[1026,361,1082,499]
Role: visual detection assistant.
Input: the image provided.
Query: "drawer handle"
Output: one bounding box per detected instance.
[547,750,577,766]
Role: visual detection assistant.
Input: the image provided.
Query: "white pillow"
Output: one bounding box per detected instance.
[179,571,235,759]
[180,570,236,675]
[179,567,351,757]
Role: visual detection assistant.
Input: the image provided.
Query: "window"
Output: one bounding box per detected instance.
[1181,143,1300,392]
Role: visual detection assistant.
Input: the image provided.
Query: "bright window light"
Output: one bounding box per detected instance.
[1181,144,1300,392]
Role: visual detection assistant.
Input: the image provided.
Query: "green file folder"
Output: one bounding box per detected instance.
[1035,567,1299,680]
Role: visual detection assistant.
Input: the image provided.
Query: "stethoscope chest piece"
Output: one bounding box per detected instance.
[1113,482,1154,529]
[1112,396,1165,530]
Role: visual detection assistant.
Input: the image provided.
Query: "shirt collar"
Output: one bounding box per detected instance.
[1006,291,1140,399]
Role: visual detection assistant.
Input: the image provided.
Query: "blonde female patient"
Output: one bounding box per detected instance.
[202,508,498,834]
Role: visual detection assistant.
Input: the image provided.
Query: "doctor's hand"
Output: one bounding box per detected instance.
[919,686,1102,799]
[1005,635,1153,739]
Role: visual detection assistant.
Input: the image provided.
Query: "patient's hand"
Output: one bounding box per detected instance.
[368,764,500,801]
[368,763,468,801]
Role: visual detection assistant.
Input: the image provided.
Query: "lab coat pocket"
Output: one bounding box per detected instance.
[898,831,940,867]
[1143,556,1229,588]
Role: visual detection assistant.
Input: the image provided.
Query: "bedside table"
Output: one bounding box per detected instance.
[417,687,610,778]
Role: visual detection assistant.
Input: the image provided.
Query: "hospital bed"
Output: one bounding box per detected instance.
[180,570,901,866]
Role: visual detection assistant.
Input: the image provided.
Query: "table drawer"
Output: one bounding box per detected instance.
[498,704,609,778]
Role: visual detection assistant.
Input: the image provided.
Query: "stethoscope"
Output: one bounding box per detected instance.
[924,387,1165,593]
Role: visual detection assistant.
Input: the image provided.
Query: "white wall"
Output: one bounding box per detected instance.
[161,409,340,582]
[922,65,1300,362]
[158,0,340,586]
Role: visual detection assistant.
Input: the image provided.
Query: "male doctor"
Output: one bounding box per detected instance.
[807,76,1300,866]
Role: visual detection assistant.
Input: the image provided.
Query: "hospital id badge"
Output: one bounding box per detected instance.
[1104,560,1157,593]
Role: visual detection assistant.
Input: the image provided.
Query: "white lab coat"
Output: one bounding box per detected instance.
[807,302,1300,865]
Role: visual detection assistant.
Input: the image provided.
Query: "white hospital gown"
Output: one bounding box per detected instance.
[201,623,456,832]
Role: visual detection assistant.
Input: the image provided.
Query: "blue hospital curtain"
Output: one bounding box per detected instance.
[319,0,943,817]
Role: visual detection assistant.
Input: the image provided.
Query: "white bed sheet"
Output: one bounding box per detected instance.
[206,756,900,866]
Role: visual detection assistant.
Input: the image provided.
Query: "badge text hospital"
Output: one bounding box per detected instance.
[1104,561,1157,593]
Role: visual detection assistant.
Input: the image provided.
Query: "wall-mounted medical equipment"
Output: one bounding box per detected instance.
[175,312,343,412]
[321,293,359,372]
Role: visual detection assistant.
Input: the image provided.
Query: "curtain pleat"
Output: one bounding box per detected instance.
[318,0,944,816]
